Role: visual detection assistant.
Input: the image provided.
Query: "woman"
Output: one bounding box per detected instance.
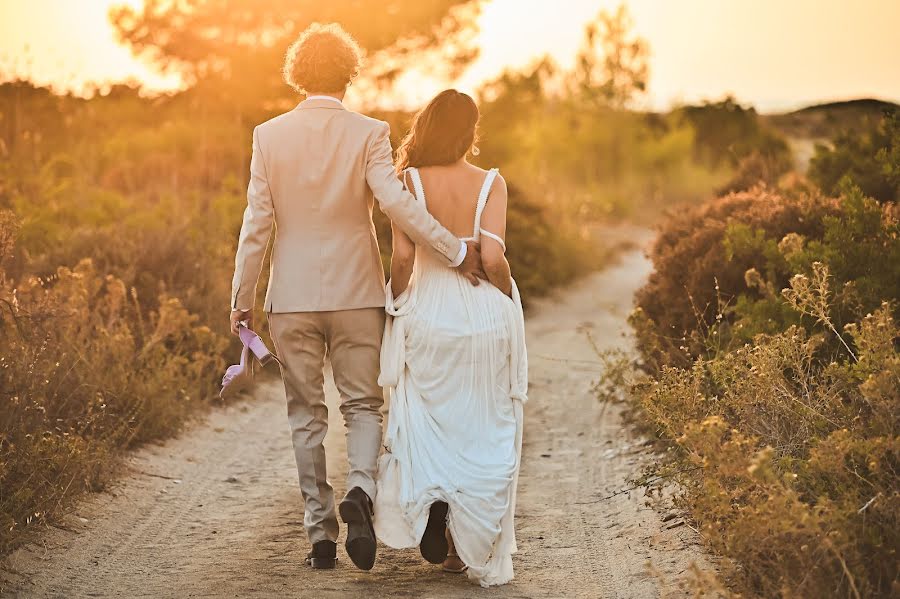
[374,89,528,587]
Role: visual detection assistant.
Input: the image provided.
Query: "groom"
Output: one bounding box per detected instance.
[229,23,483,571]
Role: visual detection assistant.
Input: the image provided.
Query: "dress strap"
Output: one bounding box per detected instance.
[473,168,499,239]
[479,228,506,251]
[404,167,427,207]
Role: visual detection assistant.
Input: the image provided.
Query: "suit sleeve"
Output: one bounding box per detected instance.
[231,126,275,310]
[365,122,462,265]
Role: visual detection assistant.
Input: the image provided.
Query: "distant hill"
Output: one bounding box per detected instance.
[792,98,899,114]
[765,98,899,140]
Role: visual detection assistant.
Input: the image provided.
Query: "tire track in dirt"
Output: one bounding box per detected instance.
[2,234,712,598]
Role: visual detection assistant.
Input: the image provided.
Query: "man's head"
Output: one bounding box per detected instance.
[283,23,362,95]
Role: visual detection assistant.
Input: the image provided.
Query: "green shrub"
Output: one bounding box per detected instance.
[633,187,836,368]
[675,96,792,172]
[728,185,900,347]
[627,176,899,596]
[633,184,899,369]
[809,109,900,202]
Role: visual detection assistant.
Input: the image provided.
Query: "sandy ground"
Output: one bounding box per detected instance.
[2,239,712,598]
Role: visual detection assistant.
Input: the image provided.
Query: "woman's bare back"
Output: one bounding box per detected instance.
[392,160,511,297]
[409,162,495,238]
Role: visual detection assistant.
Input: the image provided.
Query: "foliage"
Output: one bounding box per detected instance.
[110,0,480,108]
[476,64,732,221]
[629,285,898,598]
[715,149,794,196]
[674,96,793,176]
[626,150,899,595]
[1,83,248,329]
[633,183,899,369]
[809,109,900,202]
[729,185,900,346]
[573,4,649,109]
[633,187,834,368]
[0,213,227,553]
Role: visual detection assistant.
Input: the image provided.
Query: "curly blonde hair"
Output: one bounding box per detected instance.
[283,23,362,94]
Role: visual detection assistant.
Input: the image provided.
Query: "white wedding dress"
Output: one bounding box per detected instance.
[374,167,529,587]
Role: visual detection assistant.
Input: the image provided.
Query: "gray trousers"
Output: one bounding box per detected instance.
[268,308,385,543]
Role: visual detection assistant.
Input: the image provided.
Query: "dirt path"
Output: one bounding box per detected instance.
[2,239,710,598]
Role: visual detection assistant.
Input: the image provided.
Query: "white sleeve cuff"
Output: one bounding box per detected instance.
[450,240,467,267]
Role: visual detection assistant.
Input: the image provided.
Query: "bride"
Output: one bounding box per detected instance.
[374,89,528,587]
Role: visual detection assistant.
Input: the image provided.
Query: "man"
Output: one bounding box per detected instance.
[229,22,483,571]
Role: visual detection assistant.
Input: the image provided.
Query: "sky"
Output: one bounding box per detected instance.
[1,0,899,112]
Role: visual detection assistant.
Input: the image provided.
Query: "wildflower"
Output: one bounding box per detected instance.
[744,267,763,289]
[778,232,805,258]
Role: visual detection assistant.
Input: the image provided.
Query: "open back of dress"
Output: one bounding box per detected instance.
[374,167,528,587]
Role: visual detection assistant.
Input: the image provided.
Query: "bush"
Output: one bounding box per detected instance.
[675,96,792,172]
[0,213,227,553]
[629,287,898,598]
[715,149,793,196]
[809,109,900,202]
[634,187,836,368]
[633,184,899,369]
[626,179,899,596]
[729,186,900,345]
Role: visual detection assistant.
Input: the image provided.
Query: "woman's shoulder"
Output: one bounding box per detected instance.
[463,163,499,176]
[463,164,506,188]
[416,163,506,195]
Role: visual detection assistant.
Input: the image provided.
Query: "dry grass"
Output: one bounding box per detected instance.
[0,214,227,553]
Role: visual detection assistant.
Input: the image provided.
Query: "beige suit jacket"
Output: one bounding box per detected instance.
[230,98,463,313]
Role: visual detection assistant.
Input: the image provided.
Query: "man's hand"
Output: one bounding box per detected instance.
[458,240,487,286]
[230,309,253,335]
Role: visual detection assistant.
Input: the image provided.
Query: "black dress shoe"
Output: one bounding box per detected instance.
[338,487,377,571]
[419,501,449,564]
[305,540,337,569]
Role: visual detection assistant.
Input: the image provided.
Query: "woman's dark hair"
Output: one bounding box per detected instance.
[396,89,480,173]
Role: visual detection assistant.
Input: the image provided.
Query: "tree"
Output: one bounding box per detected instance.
[676,96,791,171]
[109,0,479,109]
[573,4,649,109]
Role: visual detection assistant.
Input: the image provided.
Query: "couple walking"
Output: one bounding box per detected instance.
[229,23,527,587]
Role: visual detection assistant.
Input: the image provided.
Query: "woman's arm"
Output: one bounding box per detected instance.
[484,250,512,297]
[389,172,418,297]
[390,222,416,297]
[480,175,512,296]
